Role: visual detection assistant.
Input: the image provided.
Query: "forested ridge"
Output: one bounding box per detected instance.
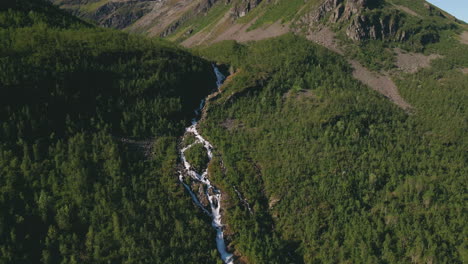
[197,34,467,263]
[0,1,222,263]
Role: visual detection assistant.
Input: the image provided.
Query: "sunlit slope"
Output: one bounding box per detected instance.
[49,0,466,48]
[196,34,467,263]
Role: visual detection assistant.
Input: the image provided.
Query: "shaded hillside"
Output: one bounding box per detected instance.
[0,1,221,263]
[1,0,91,28]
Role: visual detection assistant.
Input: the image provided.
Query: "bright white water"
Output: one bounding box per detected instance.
[178,65,233,264]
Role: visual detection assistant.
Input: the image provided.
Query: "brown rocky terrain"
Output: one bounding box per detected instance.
[51,0,268,36]
[394,48,442,73]
[460,31,468,45]
[182,12,290,47]
[350,60,413,111]
[128,0,201,36]
[305,26,413,111]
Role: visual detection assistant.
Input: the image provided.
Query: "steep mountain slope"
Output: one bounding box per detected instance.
[3,0,468,264]
[49,0,467,110]
[0,1,222,263]
[48,0,316,43]
[49,0,155,29]
[184,1,466,263]
[196,33,467,263]
[49,0,465,46]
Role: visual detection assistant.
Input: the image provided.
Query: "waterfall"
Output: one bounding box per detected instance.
[178,65,233,264]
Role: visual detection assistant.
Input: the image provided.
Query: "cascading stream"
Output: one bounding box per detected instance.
[178,65,233,264]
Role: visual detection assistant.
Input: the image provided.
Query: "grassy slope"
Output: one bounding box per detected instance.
[78,0,109,13]
[168,1,232,43]
[246,0,312,30]
[166,0,320,43]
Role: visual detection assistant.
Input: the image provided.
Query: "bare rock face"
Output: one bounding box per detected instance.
[192,182,210,207]
[312,0,366,23]
[233,0,263,18]
[198,0,219,13]
[346,11,403,41]
[93,1,154,29]
[312,0,342,22]
[305,0,424,43]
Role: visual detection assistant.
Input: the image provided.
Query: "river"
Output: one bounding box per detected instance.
[178,65,234,264]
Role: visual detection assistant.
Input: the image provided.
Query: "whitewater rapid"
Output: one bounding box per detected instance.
[178,65,233,264]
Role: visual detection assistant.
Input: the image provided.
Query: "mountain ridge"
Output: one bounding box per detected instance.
[49,0,466,47]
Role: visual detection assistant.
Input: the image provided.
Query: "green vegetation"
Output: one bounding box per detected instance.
[329,0,464,71]
[185,143,210,174]
[0,0,90,29]
[234,0,318,30]
[338,13,460,71]
[170,2,231,43]
[198,34,467,263]
[2,1,467,263]
[196,40,248,70]
[248,0,305,30]
[397,29,468,145]
[79,0,108,13]
[0,1,220,263]
[183,133,198,147]
[342,39,396,71]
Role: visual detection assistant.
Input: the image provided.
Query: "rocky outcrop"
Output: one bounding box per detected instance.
[93,1,154,29]
[51,0,445,47]
[50,0,155,29]
[303,0,440,44]
[197,0,221,13]
[192,182,210,207]
[232,0,263,18]
[312,0,368,23]
[346,11,403,41]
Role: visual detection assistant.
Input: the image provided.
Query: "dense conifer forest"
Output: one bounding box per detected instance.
[0,1,221,263]
[1,0,467,263]
[197,35,467,263]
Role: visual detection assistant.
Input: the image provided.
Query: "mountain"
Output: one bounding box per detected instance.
[2,0,468,263]
[49,0,465,46]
